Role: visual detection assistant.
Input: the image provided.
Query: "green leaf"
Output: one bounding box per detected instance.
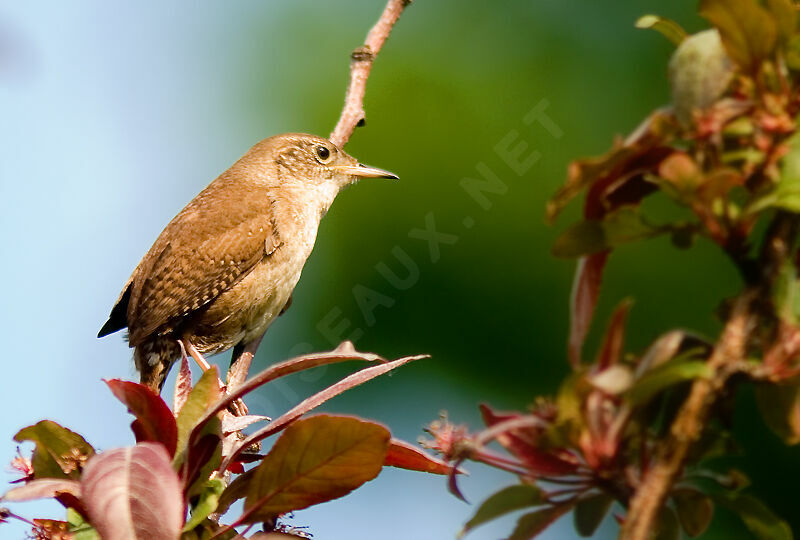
[751,128,800,213]
[174,367,222,467]
[243,415,390,522]
[184,477,226,532]
[755,382,800,445]
[772,259,800,325]
[713,492,793,540]
[552,208,661,258]
[673,488,714,537]
[787,35,800,70]
[14,421,95,480]
[459,484,546,537]
[635,15,687,46]
[626,353,711,407]
[508,503,575,540]
[67,508,101,540]
[766,0,796,43]
[699,0,778,71]
[573,492,613,537]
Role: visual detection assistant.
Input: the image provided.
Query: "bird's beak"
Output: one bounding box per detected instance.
[335,163,399,179]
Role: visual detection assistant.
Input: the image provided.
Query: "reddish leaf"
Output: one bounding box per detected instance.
[81,443,183,540]
[173,354,192,415]
[569,252,609,368]
[176,367,222,468]
[220,353,425,472]
[1,478,80,502]
[241,415,390,523]
[479,405,579,477]
[14,421,95,480]
[384,438,454,475]
[594,299,632,369]
[548,110,676,223]
[185,432,222,493]
[106,379,178,457]
[188,344,417,463]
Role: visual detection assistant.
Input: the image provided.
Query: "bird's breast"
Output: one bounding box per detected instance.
[188,206,324,354]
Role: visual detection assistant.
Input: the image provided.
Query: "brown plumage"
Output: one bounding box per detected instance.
[98,133,396,391]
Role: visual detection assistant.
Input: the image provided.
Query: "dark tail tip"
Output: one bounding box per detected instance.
[97,284,131,338]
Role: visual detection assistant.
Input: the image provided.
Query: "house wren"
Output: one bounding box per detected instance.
[98,133,397,391]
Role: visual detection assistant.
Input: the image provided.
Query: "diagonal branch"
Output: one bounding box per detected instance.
[329,0,411,148]
[619,292,754,540]
[621,212,800,539]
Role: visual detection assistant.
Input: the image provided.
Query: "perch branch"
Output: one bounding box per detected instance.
[329,0,410,148]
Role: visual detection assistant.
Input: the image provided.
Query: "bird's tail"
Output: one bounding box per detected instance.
[134,337,180,392]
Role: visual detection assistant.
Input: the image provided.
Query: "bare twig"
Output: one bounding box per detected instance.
[329,0,410,148]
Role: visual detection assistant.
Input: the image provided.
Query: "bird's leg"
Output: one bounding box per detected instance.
[177,338,230,398]
[182,339,213,372]
[226,332,266,417]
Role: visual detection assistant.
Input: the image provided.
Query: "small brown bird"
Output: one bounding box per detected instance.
[98,133,396,391]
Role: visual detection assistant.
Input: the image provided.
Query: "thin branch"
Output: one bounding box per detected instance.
[329,0,410,148]
[619,292,753,540]
[621,212,800,539]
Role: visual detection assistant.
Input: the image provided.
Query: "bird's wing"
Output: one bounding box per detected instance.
[126,193,281,346]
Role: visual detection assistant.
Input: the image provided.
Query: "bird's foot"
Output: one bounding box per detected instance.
[179,339,249,416]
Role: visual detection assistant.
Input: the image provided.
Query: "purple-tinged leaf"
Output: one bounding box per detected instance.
[2,478,80,502]
[595,299,632,369]
[14,421,95,480]
[221,414,270,435]
[569,252,609,368]
[105,379,178,457]
[459,484,546,537]
[219,353,426,472]
[448,458,468,502]
[81,442,183,540]
[173,354,192,415]
[240,415,389,523]
[509,502,575,540]
[479,405,579,477]
[384,438,454,475]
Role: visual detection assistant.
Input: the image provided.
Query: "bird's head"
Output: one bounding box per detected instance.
[251,133,397,193]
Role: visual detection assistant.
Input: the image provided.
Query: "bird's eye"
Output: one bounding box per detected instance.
[315,145,332,163]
